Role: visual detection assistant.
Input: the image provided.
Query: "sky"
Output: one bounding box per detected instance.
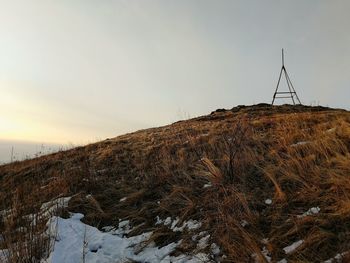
[0,0,350,152]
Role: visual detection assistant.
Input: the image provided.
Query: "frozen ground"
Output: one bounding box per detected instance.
[44,213,211,263]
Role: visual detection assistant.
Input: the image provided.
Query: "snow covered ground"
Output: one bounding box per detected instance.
[283,240,304,254]
[43,213,211,263]
[0,196,217,263]
[1,197,331,263]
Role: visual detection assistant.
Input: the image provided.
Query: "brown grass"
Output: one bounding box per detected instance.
[0,104,350,262]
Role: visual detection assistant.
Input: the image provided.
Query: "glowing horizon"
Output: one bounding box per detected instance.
[1,0,350,144]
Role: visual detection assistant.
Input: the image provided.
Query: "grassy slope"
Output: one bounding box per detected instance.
[1,104,350,262]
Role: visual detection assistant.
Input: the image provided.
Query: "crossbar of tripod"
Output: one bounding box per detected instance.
[275,91,297,94]
[275,96,296,99]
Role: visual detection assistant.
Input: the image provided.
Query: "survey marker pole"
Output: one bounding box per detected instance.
[272,49,302,105]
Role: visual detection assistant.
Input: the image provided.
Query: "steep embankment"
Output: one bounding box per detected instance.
[1,104,350,262]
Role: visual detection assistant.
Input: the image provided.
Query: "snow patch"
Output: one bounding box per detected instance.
[241,220,249,227]
[41,196,72,217]
[265,199,272,205]
[192,231,208,241]
[0,249,8,262]
[119,197,127,202]
[290,141,310,147]
[102,220,131,237]
[283,240,304,254]
[297,207,320,218]
[161,253,209,263]
[155,216,202,232]
[323,251,348,263]
[203,182,212,188]
[45,213,210,263]
[186,220,202,231]
[164,217,172,226]
[262,246,272,262]
[252,247,271,263]
[197,234,210,250]
[211,243,220,256]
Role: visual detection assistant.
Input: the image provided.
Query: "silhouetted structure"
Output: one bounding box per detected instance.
[272,49,301,105]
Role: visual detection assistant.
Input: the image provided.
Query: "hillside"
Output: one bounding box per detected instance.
[1,104,350,262]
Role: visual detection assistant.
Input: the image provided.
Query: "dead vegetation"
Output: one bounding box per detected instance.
[0,104,350,262]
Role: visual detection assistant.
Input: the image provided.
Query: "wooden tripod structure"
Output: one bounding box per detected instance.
[272,49,301,105]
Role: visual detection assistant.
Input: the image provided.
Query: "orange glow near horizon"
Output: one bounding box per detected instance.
[0,87,99,144]
[0,1,349,147]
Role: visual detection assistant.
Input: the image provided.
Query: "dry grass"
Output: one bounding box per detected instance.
[0,179,70,262]
[0,104,350,262]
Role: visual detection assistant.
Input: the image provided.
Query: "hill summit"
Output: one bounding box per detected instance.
[1,104,350,262]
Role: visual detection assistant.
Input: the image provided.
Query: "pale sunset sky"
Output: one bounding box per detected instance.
[0,0,350,162]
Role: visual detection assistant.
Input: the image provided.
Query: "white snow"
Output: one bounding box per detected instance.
[185,220,202,231]
[252,247,272,263]
[164,217,172,226]
[192,231,208,241]
[283,240,304,254]
[211,243,220,256]
[1,198,210,263]
[119,197,127,202]
[197,234,210,250]
[323,252,348,263]
[0,208,12,217]
[171,218,180,230]
[102,220,131,236]
[265,199,272,205]
[262,246,272,262]
[297,207,320,218]
[241,220,249,227]
[167,253,210,262]
[189,253,210,262]
[45,213,209,263]
[203,182,212,188]
[155,216,164,225]
[0,249,8,261]
[156,216,202,232]
[41,196,72,217]
[171,218,201,232]
[290,141,310,147]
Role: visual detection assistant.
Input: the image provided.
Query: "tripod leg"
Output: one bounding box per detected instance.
[283,68,295,105]
[285,70,302,104]
[272,67,284,105]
